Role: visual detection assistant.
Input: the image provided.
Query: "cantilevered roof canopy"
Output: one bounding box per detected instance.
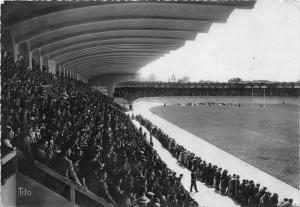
[2,0,256,81]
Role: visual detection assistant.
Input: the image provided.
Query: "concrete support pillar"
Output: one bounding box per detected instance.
[106,83,115,97]
[55,63,60,76]
[2,30,16,59]
[58,65,61,77]
[39,51,43,71]
[42,56,49,69]
[47,59,56,74]
[13,43,19,62]
[17,41,30,65]
[31,50,41,68]
[28,51,33,68]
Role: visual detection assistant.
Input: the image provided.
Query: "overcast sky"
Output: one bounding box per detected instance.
[140,0,300,82]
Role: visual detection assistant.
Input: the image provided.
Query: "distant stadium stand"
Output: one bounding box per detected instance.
[114,82,300,101]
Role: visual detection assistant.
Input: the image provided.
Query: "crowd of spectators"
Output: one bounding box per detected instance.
[182,102,242,108]
[135,114,297,207]
[1,50,198,207]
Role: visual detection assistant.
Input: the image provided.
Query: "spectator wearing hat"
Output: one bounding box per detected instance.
[259,191,271,207]
[210,165,217,187]
[146,192,155,202]
[28,126,37,144]
[206,163,214,186]
[269,193,278,207]
[33,138,51,164]
[168,193,178,207]
[45,137,55,160]
[110,178,126,206]
[280,198,289,206]
[18,131,36,163]
[254,187,267,205]
[234,175,240,200]
[227,174,236,197]
[215,168,222,192]
[249,183,260,205]
[89,169,117,207]
[136,193,150,207]
[254,183,260,195]
[123,190,134,207]
[50,146,83,189]
[245,181,255,205]
[220,170,229,195]
[200,162,207,183]
[190,170,198,193]
[151,198,160,207]
[280,199,293,207]
[177,174,183,182]
[178,151,184,166]
[240,180,248,206]
[246,181,254,206]
[78,145,101,189]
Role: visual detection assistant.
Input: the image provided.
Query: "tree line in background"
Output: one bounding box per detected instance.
[142,73,300,84]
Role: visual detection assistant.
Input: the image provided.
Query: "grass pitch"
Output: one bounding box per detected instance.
[150,96,299,188]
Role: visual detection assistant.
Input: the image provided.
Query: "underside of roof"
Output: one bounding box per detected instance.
[2,0,256,81]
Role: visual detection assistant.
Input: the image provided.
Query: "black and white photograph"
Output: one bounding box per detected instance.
[1,0,299,206]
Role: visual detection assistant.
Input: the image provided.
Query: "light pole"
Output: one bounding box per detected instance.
[251,56,256,109]
[245,85,252,107]
[252,84,254,109]
[261,85,267,108]
[253,85,259,108]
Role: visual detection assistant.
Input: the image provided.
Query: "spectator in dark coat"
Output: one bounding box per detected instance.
[50,146,82,188]
[280,199,293,207]
[269,193,278,207]
[33,139,51,164]
[220,171,229,195]
[259,191,271,207]
[255,187,267,205]
[190,170,198,193]
[87,170,117,207]
[214,168,222,192]
[112,180,127,206]
[18,131,36,162]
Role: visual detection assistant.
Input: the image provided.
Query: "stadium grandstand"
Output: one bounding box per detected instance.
[1,1,299,207]
[114,81,300,102]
